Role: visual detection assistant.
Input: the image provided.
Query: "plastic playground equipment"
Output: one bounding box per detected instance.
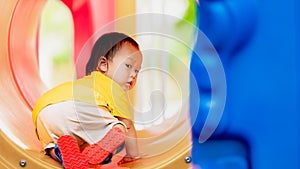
[1,0,299,169]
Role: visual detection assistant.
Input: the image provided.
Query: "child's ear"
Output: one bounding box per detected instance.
[96,56,108,73]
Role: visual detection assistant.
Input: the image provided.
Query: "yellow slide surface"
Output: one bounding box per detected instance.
[0,0,192,168]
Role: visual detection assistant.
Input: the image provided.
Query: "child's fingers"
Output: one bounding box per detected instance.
[118,153,148,165]
[118,156,137,165]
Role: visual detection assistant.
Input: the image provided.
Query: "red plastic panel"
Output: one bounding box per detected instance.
[61,0,115,78]
[9,0,47,109]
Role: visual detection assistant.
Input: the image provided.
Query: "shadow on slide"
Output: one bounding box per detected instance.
[0,0,191,168]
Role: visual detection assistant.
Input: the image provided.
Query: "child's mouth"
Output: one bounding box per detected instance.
[127,81,132,87]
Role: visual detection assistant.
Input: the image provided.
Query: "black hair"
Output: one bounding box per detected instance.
[85,32,139,75]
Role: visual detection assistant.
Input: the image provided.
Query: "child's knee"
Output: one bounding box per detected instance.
[113,123,126,134]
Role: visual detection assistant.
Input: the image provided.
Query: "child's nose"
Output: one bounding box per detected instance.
[130,70,137,78]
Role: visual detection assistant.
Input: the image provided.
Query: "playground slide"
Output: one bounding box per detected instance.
[0,0,192,168]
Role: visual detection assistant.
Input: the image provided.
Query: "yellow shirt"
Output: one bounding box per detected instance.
[32,71,132,129]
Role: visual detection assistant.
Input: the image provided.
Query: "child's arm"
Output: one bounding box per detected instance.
[117,117,140,159]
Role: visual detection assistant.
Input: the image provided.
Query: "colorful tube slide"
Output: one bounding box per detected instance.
[0,0,192,168]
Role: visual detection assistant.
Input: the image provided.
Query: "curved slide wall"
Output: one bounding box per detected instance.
[0,0,192,168]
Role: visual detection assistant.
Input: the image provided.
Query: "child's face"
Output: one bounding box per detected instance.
[104,44,142,91]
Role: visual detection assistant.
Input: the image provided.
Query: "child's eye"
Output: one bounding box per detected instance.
[125,64,132,69]
[135,70,139,74]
